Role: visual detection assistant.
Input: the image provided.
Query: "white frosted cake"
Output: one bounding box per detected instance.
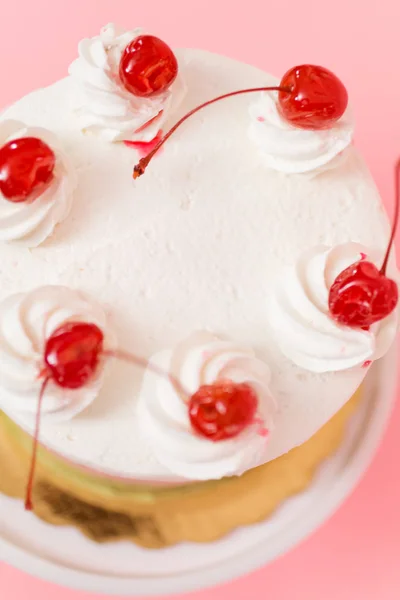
[0,24,397,547]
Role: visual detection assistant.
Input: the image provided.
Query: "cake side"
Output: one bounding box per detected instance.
[0,389,361,547]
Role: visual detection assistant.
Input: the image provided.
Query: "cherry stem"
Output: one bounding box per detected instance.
[25,377,50,511]
[381,159,400,274]
[133,86,289,179]
[103,349,189,398]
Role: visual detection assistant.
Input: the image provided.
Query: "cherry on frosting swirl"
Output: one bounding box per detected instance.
[137,332,277,480]
[68,23,186,143]
[268,242,398,373]
[248,83,354,174]
[0,121,76,247]
[0,286,112,425]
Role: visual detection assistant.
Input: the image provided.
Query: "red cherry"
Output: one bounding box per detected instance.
[329,260,398,328]
[188,381,258,442]
[44,322,104,389]
[119,35,178,98]
[0,137,56,203]
[278,65,348,130]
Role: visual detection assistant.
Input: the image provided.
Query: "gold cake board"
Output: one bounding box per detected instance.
[0,392,359,549]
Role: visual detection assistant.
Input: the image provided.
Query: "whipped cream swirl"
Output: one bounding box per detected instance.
[0,120,76,247]
[138,332,277,480]
[68,23,186,143]
[268,243,398,373]
[0,286,111,426]
[248,84,354,174]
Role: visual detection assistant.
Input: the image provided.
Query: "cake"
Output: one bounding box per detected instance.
[0,23,398,548]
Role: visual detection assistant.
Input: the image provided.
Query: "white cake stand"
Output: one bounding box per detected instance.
[0,347,397,596]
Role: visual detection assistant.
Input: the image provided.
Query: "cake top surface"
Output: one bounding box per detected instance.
[0,27,397,483]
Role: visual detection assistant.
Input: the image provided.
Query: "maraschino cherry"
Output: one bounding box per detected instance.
[278,65,348,130]
[329,160,400,328]
[44,322,104,389]
[133,64,348,178]
[0,137,56,203]
[119,34,178,98]
[188,381,258,442]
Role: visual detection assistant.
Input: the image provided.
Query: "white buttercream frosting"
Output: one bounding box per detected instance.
[0,286,111,425]
[248,84,354,174]
[0,49,395,481]
[138,332,277,480]
[268,243,398,373]
[0,120,76,247]
[68,23,186,142]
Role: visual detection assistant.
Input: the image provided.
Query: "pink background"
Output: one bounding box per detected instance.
[1,0,400,598]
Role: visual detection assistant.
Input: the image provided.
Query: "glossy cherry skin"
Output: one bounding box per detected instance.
[278,65,348,130]
[188,381,258,442]
[44,322,104,389]
[119,35,178,98]
[0,137,56,203]
[329,260,398,328]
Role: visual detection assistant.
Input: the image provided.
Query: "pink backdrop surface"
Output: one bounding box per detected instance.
[1,0,400,598]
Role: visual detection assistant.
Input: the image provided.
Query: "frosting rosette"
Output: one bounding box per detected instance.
[0,120,76,247]
[138,332,277,480]
[68,23,186,142]
[268,242,398,372]
[0,286,111,425]
[248,84,354,174]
